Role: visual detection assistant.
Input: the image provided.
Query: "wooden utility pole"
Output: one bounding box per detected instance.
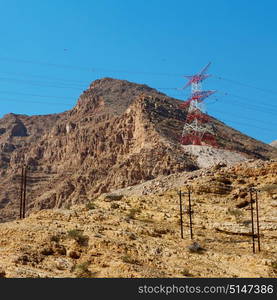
[19,164,27,219]
[250,189,255,253]
[22,166,27,219]
[179,190,184,239]
[255,190,261,252]
[178,187,193,240]
[19,165,24,219]
[188,187,193,240]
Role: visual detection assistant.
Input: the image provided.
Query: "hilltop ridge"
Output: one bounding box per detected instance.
[0,78,277,222]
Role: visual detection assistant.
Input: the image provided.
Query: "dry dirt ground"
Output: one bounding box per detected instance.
[0,160,276,278]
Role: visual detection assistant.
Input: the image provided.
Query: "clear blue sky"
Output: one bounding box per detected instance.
[0,0,276,143]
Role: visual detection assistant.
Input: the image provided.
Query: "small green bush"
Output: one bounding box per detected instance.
[111,203,120,209]
[86,202,96,210]
[122,255,141,265]
[67,229,89,246]
[271,260,277,271]
[50,234,60,243]
[262,184,277,197]
[181,268,193,277]
[228,207,243,222]
[127,208,141,220]
[64,203,71,210]
[74,262,97,278]
[105,194,123,201]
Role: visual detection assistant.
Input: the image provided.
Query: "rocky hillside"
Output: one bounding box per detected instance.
[0,160,276,278]
[0,78,277,222]
[270,140,277,148]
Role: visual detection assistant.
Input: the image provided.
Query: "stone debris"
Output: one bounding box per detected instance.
[0,159,276,278]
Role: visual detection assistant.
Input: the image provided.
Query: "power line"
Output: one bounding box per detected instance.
[0,76,85,90]
[0,70,90,86]
[0,97,71,106]
[215,96,277,115]
[1,56,276,97]
[214,75,277,96]
[210,108,277,127]
[216,91,277,110]
[214,117,274,132]
[0,90,73,100]
[0,56,183,77]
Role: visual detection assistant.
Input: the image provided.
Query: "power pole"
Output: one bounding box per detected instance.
[188,187,193,240]
[255,190,261,252]
[249,189,255,254]
[179,190,184,239]
[19,165,24,219]
[22,165,27,219]
[177,187,193,240]
[248,187,261,253]
[19,164,27,219]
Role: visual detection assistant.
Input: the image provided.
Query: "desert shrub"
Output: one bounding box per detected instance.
[64,203,71,210]
[139,217,154,223]
[228,207,243,222]
[67,229,89,246]
[271,260,277,271]
[74,262,97,278]
[50,234,60,243]
[86,201,96,210]
[127,208,141,220]
[262,184,277,198]
[110,203,120,209]
[181,268,193,277]
[105,194,123,201]
[187,242,206,254]
[122,255,141,265]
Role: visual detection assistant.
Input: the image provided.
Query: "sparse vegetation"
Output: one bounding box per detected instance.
[110,203,120,209]
[64,203,71,210]
[181,268,193,277]
[228,207,243,222]
[261,184,277,198]
[74,261,97,278]
[139,217,154,223]
[187,242,206,254]
[127,208,141,219]
[271,260,277,273]
[105,194,124,201]
[122,254,141,265]
[86,201,96,210]
[50,234,60,243]
[67,229,89,246]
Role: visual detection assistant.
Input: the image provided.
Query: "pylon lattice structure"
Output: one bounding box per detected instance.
[180,62,218,146]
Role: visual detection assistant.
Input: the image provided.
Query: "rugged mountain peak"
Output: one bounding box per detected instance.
[72,77,168,118]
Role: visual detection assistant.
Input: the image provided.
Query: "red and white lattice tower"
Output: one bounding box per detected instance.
[180,62,217,146]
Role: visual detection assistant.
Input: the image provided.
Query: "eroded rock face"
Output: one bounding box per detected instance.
[11,121,28,137]
[270,140,277,148]
[0,78,277,222]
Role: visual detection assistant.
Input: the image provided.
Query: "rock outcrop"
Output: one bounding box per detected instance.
[270,140,277,148]
[0,78,277,222]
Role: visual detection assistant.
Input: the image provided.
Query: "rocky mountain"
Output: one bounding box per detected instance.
[270,140,277,148]
[0,77,277,222]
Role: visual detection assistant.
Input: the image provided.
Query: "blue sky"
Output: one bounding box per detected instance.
[0,0,276,143]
